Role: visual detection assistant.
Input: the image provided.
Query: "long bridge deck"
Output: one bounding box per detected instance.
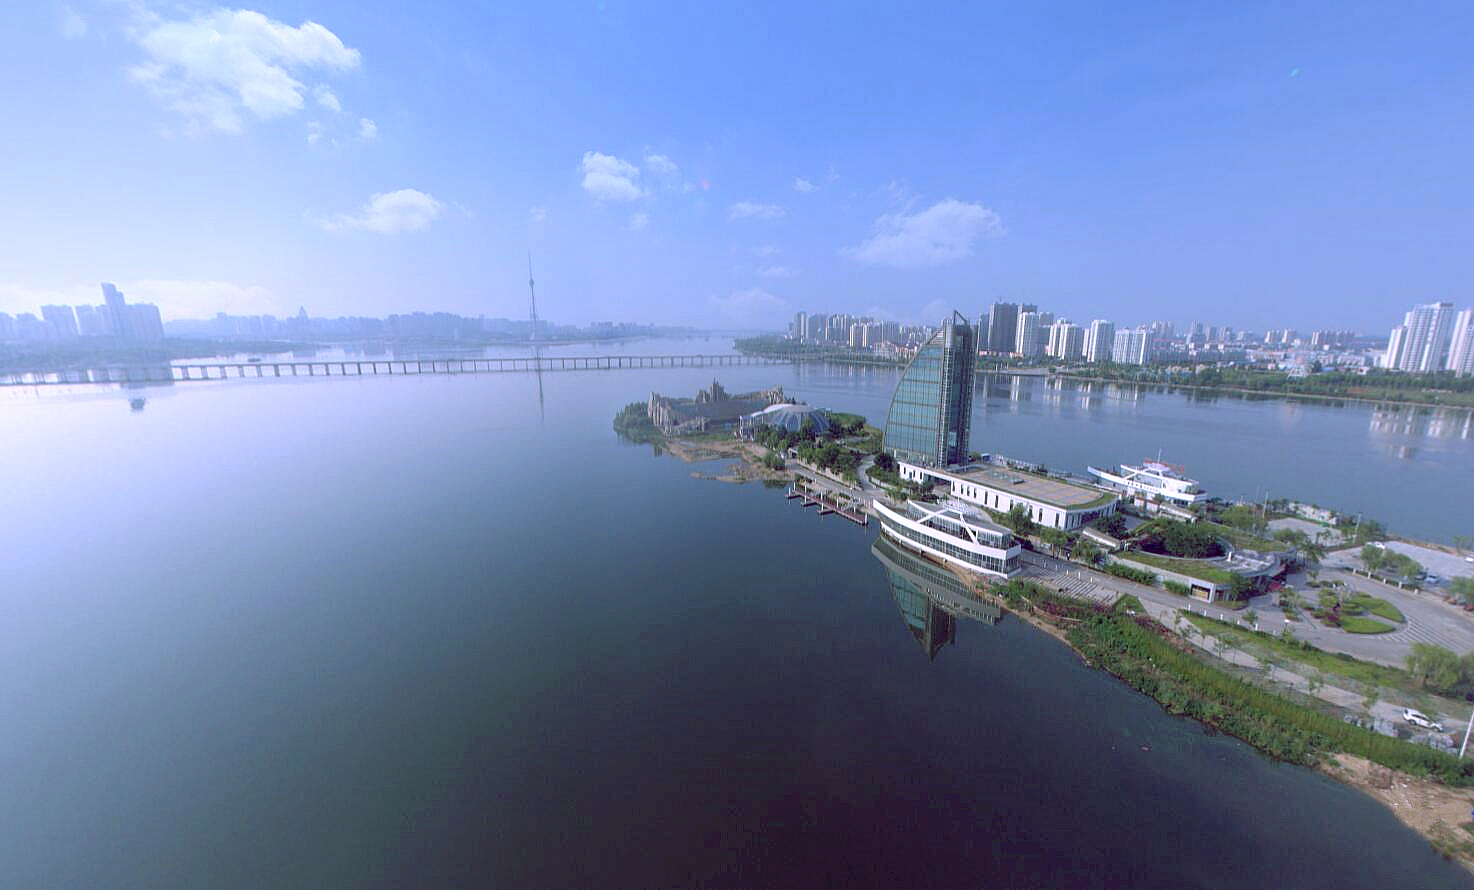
[1,353,790,386]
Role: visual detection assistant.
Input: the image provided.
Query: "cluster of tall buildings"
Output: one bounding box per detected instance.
[1382,301,1474,376]
[981,302,1154,365]
[0,283,164,344]
[790,311,914,349]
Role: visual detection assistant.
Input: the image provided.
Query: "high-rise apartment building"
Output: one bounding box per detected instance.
[806,313,827,343]
[1045,321,1084,360]
[1447,308,1474,377]
[40,305,79,339]
[129,303,165,342]
[101,282,132,341]
[1084,320,1115,363]
[1111,326,1152,365]
[1014,311,1044,357]
[985,301,1017,354]
[75,304,105,336]
[882,312,977,467]
[1387,301,1456,372]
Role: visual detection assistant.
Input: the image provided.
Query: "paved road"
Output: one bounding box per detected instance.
[1022,549,1474,666]
[1016,550,1474,737]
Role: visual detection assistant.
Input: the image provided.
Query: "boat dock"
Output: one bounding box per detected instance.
[785,474,870,525]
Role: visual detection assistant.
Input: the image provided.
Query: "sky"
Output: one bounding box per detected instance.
[2,1,1472,332]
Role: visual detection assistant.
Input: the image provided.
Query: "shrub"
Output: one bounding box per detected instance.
[1106,562,1158,585]
[1164,580,1190,596]
[1339,616,1395,634]
[1067,612,1474,785]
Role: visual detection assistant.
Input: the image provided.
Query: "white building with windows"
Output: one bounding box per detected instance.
[1111,326,1152,365]
[1084,319,1115,363]
[896,459,1119,531]
[1446,308,1474,376]
[873,498,1022,578]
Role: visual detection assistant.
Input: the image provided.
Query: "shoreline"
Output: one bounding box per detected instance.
[947,558,1474,872]
[644,425,1474,869]
[1050,370,1474,413]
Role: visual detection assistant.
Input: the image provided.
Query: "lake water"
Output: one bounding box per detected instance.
[2,351,1472,888]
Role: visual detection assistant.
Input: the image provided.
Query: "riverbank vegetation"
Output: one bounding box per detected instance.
[1060,365,1474,409]
[990,582,1474,783]
[612,401,663,445]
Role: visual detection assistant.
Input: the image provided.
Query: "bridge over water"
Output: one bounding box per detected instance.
[1,353,791,387]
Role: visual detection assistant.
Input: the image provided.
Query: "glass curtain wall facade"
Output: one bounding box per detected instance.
[882,311,976,467]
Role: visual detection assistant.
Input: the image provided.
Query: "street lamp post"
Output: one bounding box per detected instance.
[1462,706,1474,759]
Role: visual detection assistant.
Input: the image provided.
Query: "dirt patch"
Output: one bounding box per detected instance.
[1320,755,1474,870]
[663,437,793,485]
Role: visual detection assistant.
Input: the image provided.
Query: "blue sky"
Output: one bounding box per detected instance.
[2,1,1471,331]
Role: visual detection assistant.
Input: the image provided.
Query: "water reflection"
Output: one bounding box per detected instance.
[1369,404,1474,442]
[872,536,1000,661]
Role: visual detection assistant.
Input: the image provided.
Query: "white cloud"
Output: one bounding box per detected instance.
[793,177,816,193]
[129,8,361,134]
[643,153,679,177]
[358,117,377,140]
[708,287,789,326]
[729,201,785,221]
[840,198,1003,268]
[318,189,443,234]
[628,212,649,231]
[306,121,321,145]
[62,7,87,39]
[529,206,548,222]
[756,265,795,278]
[312,84,340,111]
[579,151,645,202]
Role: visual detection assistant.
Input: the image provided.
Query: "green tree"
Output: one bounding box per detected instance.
[1406,643,1462,692]
[1360,544,1385,574]
[1093,513,1128,538]
[1039,527,1072,556]
[1004,504,1038,538]
[1072,539,1102,566]
[1454,535,1472,556]
[1218,504,1267,533]
[1245,608,1260,628]
[1353,519,1388,545]
[1450,577,1474,606]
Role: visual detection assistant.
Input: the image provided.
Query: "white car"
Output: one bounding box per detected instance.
[1402,708,1444,732]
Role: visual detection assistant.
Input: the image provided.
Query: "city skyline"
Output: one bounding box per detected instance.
[4,4,1473,330]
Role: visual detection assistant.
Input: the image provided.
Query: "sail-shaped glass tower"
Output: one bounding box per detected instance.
[882,311,976,467]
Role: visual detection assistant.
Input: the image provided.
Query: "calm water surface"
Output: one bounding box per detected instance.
[1,359,1470,888]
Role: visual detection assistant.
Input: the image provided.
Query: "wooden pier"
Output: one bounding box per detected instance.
[0,353,790,387]
[785,479,870,525]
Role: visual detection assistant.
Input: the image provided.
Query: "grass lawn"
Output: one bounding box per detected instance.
[1120,551,1235,585]
[1347,594,1405,623]
[1340,615,1396,634]
[1206,522,1283,552]
[1184,614,1407,688]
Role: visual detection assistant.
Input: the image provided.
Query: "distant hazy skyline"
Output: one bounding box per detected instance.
[3,2,1472,331]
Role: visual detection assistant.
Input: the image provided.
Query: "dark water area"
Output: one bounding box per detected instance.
[1,364,1471,888]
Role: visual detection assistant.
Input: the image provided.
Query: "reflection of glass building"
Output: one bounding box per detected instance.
[872,537,1000,661]
[882,311,976,467]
